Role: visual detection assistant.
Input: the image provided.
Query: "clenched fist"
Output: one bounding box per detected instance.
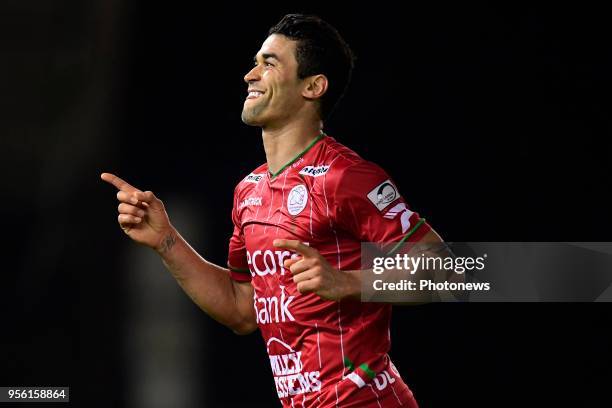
[273,239,360,301]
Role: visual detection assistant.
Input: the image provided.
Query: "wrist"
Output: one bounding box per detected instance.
[340,270,361,300]
[155,226,179,255]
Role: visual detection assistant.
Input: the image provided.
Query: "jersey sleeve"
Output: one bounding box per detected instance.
[227,186,252,282]
[331,160,431,254]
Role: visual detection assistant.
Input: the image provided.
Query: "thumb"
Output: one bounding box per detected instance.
[134,191,164,210]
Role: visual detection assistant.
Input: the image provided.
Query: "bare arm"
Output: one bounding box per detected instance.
[101,172,257,335]
[157,228,256,334]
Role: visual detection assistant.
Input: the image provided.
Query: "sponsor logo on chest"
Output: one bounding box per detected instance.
[247,246,308,325]
[254,284,295,325]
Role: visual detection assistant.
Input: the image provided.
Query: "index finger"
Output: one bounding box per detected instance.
[273,239,316,256]
[100,172,140,193]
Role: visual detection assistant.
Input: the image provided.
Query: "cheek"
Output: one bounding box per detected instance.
[263,71,288,89]
[262,70,276,83]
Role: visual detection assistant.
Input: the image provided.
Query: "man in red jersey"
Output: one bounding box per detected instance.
[102,14,446,407]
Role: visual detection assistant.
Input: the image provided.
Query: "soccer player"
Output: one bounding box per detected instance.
[102,14,445,407]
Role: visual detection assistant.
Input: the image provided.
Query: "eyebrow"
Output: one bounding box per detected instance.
[253,52,281,63]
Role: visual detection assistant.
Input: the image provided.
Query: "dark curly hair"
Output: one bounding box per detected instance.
[268,14,355,121]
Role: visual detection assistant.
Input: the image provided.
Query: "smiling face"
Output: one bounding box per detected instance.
[241,34,308,128]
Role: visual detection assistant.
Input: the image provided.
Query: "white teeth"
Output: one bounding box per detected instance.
[248,91,263,98]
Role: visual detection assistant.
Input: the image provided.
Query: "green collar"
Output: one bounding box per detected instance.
[268,132,325,179]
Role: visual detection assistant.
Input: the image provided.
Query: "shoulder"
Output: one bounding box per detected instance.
[318,142,399,215]
[315,136,363,182]
[319,135,362,166]
[319,136,390,193]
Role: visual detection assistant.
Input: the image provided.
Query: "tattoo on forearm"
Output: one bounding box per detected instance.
[159,231,177,253]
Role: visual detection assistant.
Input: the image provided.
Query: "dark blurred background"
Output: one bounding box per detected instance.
[1,1,610,407]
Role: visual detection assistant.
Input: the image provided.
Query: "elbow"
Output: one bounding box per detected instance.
[231,318,258,336]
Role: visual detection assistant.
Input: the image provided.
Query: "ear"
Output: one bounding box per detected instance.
[302,74,328,100]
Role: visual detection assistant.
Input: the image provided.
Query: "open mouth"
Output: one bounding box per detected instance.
[247,90,265,100]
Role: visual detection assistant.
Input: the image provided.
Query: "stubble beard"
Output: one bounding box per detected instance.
[241,100,267,126]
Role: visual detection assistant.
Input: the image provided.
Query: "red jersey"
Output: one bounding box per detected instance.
[227,133,430,407]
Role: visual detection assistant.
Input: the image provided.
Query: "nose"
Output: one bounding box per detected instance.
[244,64,261,84]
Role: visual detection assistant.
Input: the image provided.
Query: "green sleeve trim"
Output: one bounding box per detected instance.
[269,132,325,179]
[359,363,377,379]
[386,218,426,255]
[228,264,250,273]
[344,356,355,372]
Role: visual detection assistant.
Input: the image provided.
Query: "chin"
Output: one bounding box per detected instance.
[241,113,260,126]
[241,108,266,127]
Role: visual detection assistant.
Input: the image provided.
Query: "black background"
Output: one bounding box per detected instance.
[1,1,610,407]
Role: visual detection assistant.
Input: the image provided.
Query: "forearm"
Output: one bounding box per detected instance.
[156,227,255,333]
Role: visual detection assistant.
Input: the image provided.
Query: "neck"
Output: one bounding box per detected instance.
[262,118,323,176]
